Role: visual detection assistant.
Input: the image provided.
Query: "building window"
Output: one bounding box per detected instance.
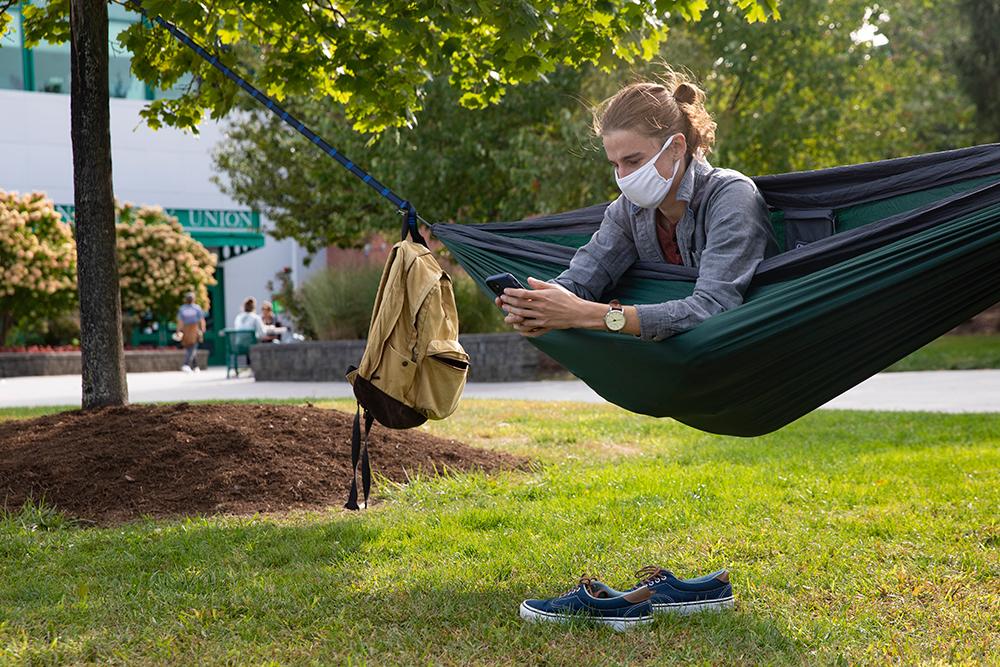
[107,5,134,22]
[0,9,24,90]
[108,20,145,99]
[4,5,185,100]
[33,37,70,94]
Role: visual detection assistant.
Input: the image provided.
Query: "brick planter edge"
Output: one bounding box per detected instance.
[0,350,210,378]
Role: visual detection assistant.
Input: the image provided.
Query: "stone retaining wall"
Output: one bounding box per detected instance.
[0,350,210,378]
[250,340,367,383]
[251,333,569,382]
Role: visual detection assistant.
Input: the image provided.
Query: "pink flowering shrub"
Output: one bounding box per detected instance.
[1,190,218,345]
[116,203,217,319]
[0,191,77,344]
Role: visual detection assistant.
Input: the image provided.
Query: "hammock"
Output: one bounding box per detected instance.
[146,10,1000,436]
[432,144,1000,436]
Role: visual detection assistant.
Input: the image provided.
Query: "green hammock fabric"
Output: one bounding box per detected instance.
[432,144,1000,436]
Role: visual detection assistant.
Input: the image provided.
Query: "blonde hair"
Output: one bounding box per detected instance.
[593,68,717,158]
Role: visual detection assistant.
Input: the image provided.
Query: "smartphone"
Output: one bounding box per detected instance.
[485,272,525,298]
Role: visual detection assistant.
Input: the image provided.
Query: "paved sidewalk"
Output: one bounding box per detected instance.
[1,368,998,412]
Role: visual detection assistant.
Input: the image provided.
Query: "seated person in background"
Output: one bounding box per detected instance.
[259,300,288,342]
[233,297,267,341]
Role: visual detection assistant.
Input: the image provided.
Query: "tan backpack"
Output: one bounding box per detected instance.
[345,237,470,509]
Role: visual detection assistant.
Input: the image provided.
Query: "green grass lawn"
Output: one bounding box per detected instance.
[887,334,1000,371]
[2,399,998,665]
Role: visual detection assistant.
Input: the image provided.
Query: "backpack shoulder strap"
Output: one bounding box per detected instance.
[344,404,375,510]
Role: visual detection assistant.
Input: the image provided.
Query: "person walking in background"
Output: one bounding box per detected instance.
[176,291,206,372]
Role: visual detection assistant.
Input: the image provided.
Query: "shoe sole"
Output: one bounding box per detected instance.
[652,596,735,614]
[519,601,653,632]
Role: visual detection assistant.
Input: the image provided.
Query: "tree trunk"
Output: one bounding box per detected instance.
[70,0,128,408]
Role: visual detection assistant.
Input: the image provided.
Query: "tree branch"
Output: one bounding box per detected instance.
[726,77,745,114]
[311,0,349,26]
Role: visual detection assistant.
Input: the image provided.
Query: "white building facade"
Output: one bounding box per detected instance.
[0,4,325,363]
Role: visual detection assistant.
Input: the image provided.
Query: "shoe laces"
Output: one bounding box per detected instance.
[634,565,669,588]
[564,574,599,597]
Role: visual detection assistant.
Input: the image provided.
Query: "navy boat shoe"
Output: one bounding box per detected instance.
[595,566,734,614]
[519,576,654,631]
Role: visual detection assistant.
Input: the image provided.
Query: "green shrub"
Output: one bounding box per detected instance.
[267,267,316,339]
[299,264,383,340]
[298,263,508,340]
[8,310,80,347]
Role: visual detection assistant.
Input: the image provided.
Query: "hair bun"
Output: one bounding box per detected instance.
[673,82,699,105]
[592,66,716,157]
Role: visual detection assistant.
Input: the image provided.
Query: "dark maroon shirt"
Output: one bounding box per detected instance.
[655,213,684,265]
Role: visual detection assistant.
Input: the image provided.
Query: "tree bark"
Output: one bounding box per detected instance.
[70,0,128,408]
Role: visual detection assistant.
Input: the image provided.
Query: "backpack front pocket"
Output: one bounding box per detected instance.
[374,343,419,404]
[411,339,469,419]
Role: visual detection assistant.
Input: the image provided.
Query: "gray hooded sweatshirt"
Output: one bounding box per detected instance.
[551,157,779,341]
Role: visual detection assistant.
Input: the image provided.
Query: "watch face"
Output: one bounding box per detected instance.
[605,309,626,331]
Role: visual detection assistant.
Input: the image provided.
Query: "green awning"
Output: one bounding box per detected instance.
[55,205,265,249]
[187,230,265,248]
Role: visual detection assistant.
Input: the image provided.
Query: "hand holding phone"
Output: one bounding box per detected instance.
[485,272,525,299]
[486,273,552,336]
[485,272,526,314]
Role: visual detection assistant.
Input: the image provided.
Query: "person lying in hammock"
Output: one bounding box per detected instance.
[498,69,779,341]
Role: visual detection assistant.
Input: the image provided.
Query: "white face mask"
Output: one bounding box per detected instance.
[614,135,680,209]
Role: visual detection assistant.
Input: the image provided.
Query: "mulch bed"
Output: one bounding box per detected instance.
[0,403,527,526]
[951,303,1000,334]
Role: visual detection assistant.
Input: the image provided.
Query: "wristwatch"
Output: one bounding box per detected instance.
[604,299,626,332]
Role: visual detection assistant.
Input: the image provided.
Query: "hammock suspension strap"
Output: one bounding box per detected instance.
[133,3,426,245]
